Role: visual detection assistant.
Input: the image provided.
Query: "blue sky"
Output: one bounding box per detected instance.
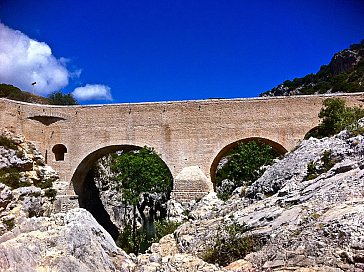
[0,0,363,104]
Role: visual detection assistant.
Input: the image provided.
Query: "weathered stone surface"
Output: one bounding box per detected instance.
[173,127,364,271]
[189,192,224,220]
[172,166,213,202]
[149,234,179,257]
[167,199,188,223]
[0,130,62,235]
[0,208,134,272]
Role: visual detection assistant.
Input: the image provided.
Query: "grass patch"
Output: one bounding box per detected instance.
[3,218,15,231]
[202,223,265,266]
[304,150,339,181]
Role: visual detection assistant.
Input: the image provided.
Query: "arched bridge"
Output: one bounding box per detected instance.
[1,93,364,203]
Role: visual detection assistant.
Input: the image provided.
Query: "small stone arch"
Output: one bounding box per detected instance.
[52,144,67,161]
[210,137,288,188]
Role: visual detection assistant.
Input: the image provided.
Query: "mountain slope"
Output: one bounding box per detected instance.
[260,40,364,97]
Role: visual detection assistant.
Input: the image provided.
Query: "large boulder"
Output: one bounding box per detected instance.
[0,208,134,271]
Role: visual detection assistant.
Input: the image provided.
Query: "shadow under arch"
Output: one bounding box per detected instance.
[304,126,320,139]
[71,144,174,240]
[210,137,288,188]
[72,145,142,194]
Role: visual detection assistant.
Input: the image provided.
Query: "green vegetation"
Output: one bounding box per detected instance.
[0,135,18,150]
[216,140,280,200]
[0,83,49,104]
[305,150,339,180]
[202,223,264,266]
[116,219,180,254]
[0,167,30,189]
[305,98,364,139]
[3,218,15,231]
[44,188,57,201]
[111,146,173,254]
[260,40,364,96]
[153,219,181,242]
[34,178,54,189]
[0,83,78,105]
[47,91,78,105]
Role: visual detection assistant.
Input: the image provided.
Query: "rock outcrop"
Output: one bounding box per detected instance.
[0,208,134,271]
[0,130,135,271]
[0,129,59,236]
[175,129,364,271]
[260,40,364,96]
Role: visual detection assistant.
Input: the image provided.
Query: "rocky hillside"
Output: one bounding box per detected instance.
[0,130,135,271]
[260,40,364,96]
[1,122,364,271]
[173,124,364,271]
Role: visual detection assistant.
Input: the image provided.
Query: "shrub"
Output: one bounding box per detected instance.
[47,91,79,105]
[3,218,15,231]
[34,178,53,189]
[304,150,339,180]
[306,98,364,139]
[152,220,181,242]
[215,140,280,200]
[202,223,265,266]
[117,224,138,254]
[305,161,319,180]
[0,135,17,150]
[0,168,30,189]
[44,188,57,202]
[116,219,181,255]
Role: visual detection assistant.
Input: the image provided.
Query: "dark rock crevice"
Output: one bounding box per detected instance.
[77,168,119,240]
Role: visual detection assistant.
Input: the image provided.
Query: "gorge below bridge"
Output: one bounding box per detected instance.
[2,93,364,204]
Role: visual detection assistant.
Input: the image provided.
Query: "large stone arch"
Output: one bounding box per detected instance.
[72,144,141,195]
[70,144,174,239]
[210,137,288,187]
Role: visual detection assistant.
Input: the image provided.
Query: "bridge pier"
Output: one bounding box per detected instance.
[171,166,214,202]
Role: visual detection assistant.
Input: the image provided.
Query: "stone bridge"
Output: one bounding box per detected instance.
[1,93,364,203]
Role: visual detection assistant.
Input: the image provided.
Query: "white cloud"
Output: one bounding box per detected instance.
[0,23,71,96]
[72,84,113,101]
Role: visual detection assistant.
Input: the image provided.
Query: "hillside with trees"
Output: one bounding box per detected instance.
[260,40,364,96]
[0,83,78,105]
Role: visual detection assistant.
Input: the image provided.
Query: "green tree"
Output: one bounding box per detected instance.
[48,91,78,105]
[307,98,364,138]
[216,140,279,200]
[111,147,173,253]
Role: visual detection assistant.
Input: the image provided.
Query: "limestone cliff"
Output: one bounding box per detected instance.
[261,40,364,96]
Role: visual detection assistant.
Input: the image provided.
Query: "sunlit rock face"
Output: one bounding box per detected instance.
[174,128,364,270]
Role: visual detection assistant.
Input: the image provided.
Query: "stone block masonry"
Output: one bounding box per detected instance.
[1,93,364,202]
